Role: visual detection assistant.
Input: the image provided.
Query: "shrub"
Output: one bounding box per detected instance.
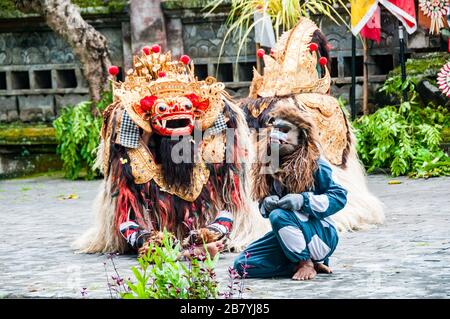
[53,92,111,180]
[353,95,450,178]
[103,229,251,299]
[119,230,220,299]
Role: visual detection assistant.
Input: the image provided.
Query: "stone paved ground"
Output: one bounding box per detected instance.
[0,175,449,298]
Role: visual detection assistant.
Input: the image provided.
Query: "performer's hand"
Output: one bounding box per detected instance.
[260,195,280,218]
[278,193,304,212]
[182,227,222,247]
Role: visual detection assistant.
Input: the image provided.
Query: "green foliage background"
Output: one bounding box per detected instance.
[353,77,450,178]
[53,92,111,180]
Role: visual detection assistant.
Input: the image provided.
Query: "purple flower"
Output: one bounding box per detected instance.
[116,278,124,285]
[228,267,239,278]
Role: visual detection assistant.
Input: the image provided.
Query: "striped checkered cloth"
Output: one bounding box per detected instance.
[206,210,233,238]
[118,111,140,148]
[204,113,228,138]
[119,221,150,249]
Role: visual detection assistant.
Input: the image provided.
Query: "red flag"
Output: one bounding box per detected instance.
[383,0,417,34]
[360,6,381,43]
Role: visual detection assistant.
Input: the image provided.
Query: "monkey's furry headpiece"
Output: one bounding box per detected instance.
[246,17,350,167]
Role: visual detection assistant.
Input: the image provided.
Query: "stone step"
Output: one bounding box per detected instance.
[0,123,56,145]
[0,124,61,178]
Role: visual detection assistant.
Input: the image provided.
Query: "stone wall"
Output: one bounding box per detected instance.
[0,13,128,123]
[0,123,61,178]
[0,11,129,178]
[0,1,444,122]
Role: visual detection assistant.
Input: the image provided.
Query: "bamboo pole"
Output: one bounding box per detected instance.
[351,35,357,120]
[363,38,369,115]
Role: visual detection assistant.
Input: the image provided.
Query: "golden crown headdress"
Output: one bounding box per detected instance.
[250,17,331,98]
[248,18,351,167]
[109,45,226,133]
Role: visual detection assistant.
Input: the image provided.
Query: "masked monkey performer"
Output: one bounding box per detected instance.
[235,17,383,280]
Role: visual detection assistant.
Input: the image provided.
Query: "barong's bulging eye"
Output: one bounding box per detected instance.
[157,104,167,113]
[184,102,193,110]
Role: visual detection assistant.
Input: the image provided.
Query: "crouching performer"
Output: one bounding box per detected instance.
[235,17,384,279]
[234,105,347,280]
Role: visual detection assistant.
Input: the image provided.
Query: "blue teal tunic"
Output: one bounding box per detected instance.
[234,157,347,278]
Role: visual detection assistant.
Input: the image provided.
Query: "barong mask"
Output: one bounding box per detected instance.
[112,49,226,137]
[140,95,195,136]
[104,48,233,198]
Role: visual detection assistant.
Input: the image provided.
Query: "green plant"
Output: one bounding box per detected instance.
[73,0,128,12]
[119,230,219,299]
[53,91,111,180]
[379,74,416,100]
[206,0,349,65]
[337,95,350,117]
[353,94,450,178]
[387,52,450,86]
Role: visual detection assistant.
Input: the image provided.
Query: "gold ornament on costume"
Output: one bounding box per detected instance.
[295,94,348,166]
[249,18,331,99]
[127,141,210,202]
[110,47,225,134]
[248,17,350,167]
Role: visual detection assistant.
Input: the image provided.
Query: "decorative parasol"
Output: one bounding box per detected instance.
[437,61,450,96]
[419,0,449,34]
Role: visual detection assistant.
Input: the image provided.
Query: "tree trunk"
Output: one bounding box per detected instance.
[14,0,111,111]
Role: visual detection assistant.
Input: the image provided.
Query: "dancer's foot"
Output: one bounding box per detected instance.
[292,259,317,280]
[314,262,333,274]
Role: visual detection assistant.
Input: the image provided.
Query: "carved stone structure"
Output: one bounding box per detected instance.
[0,11,128,178]
[0,13,127,123]
[0,1,445,178]
[0,1,443,123]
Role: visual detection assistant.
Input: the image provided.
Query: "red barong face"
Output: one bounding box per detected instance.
[137,95,194,136]
[136,93,211,137]
[150,96,194,136]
